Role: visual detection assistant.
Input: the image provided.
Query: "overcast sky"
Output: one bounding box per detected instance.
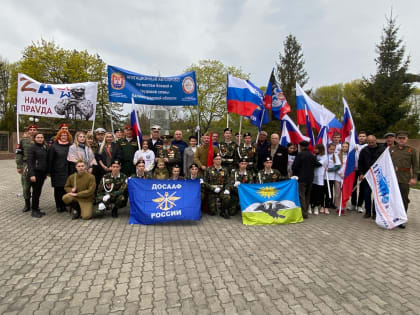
[1,0,419,90]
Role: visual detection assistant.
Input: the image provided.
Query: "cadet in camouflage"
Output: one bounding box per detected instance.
[96,160,128,218]
[227,158,255,215]
[130,160,153,179]
[203,153,231,218]
[235,132,258,172]
[218,128,237,173]
[257,156,288,183]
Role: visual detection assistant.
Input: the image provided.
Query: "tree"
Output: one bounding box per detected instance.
[184,59,249,133]
[0,57,15,131]
[8,39,126,132]
[355,14,419,136]
[276,34,309,121]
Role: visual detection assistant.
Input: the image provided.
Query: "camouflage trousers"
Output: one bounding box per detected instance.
[21,165,31,200]
[206,190,230,215]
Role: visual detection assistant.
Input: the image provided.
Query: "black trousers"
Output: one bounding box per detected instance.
[363,180,375,216]
[323,180,335,208]
[54,187,66,208]
[30,171,47,210]
[399,183,410,212]
[310,184,325,207]
[299,182,312,217]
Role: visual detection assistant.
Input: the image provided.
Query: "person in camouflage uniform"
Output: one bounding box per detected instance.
[218,128,237,173]
[118,125,139,176]
[193,132,220,177]
[169,165,184,180]
[153,159,170,179]
[227,158,255,215]
[130,160,153,179]
[203,153,231,218]
[16,124,38,212]
[390,131,419,228]
[235,132,258,173]
[155,135,181,173]
[96,160,128,218]
[257,156,288,183]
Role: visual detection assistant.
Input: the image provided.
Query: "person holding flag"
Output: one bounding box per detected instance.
[193,132,219,177]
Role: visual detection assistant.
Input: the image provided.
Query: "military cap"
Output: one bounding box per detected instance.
[189,163,199,169]
[151,125,161,130]
[135,160,145,166]
[26,124,38,131]
[172,164,181,169]
[384,132,396,138]
[238,158,248,163]
[264,156,272,162]
[58,123,68,130]
[243,132,252,138]
[299,140,309,147]
[160,134,173,141]
[114,128,122,133]
[224,127,232,133]
[95,127,106,134]
[124,125,132,130]
[396,130,409,138]
[213,152,222,159]
[111,160,121,166]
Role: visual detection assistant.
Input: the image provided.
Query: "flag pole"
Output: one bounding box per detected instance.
[110,107,114,134]
[16,112,20,144]
[196,106,200,146]
[338,181,343,216]
[238,115,243,146]
[227,113,229,128]
[255,108,265,145]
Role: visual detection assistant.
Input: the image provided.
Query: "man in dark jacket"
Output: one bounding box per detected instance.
[269,133,288,177]
[358,135,385,219]
[292,141,321,219]
[256,131,270,170]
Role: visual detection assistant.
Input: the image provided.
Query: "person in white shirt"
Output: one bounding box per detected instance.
[324,143,341,214]
[351,131,368,212]
[332,132,342,154]
[133,140,155,172]
[311,144,328,215]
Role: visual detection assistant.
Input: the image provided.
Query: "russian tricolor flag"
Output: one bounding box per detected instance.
[131,97,142,144]
[280,114,309,146]
[304,105,315,152]
[340,98,358,211]
[263,69,290,120]
[296,83,341,136]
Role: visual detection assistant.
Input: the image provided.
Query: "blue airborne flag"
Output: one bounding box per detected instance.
[128,178,201,224]
[238,180,303,225]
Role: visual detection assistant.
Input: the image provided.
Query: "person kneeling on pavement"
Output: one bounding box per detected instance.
[63,160,96,220]
[96,160,128,218]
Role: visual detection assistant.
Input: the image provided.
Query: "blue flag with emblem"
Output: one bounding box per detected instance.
[238,180,303,225]
[128,178,201,224]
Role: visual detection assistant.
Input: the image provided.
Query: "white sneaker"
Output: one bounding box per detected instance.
[308,207,312,215]
[357,206,364,213]
[314,207,319,215]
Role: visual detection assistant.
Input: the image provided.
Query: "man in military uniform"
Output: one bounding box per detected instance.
[114,128,123,141]
[203,153,231,218]
[257,156,288,183]
[390,131,419,228]
[219,128,237,172]
[147,125,163,155]
[130,160,152,179]
[96,160,128,218]
[118,125,139,176]
[16,124,38,212]
[227,158,255,215]
[235,132,258,172]
[155,135,181,173]
[193,132,220,176]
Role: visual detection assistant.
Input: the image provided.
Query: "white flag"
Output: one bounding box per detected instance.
[364,147,407,229]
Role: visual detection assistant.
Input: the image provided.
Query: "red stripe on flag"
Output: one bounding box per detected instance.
[227,100,258,117]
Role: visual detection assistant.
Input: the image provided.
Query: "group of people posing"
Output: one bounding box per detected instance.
[16,123,418,226]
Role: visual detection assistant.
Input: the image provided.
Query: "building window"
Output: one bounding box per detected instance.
[0,134,8,151]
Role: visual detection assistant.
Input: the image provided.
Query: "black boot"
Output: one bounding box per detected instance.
[111,207,118,218]
[56,204,66,213]
[31,209,42,218]
[71,202,81,220]
[23,199,31,212]
[220,210,230,219]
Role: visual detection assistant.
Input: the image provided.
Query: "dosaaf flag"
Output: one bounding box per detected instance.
[238,180,303,225]
[365,148,407,229]
[128,178,201,224]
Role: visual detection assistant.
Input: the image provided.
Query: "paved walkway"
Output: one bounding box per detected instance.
[0,159,419,315]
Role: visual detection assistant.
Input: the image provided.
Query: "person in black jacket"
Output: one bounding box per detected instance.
[27,132,49,218]
[48,129,72,212]
[268,133,288,176]
[292,141,322,219]
[358,135,385,219]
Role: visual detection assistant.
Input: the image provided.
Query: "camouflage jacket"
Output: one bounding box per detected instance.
[130,171,153,179]
[97,172,127,200]
[218,141,237,165]
[204,165,230,191]
[226,169,255,190]
[256,169,287,183]
[235,144,258,170]
[156,145,181,168]
[16,137,32,169]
